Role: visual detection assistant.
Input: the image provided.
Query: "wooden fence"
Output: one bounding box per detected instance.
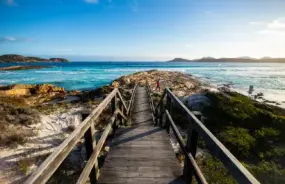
[146,82,260,184]
[24,86,137,184]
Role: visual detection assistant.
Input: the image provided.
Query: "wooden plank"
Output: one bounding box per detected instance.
[24,89,118,184]
[98,86,184,184]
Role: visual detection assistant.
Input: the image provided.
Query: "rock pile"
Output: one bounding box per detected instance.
[112,70,204,97]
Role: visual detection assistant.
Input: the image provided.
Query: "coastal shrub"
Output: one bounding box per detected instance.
[0,100,39,147]
[0,125,31,147]
[17,159,30,175]
[218,127,256,157]
[196,154,237,184]
[200,91,285,183]
[245,161,285,184]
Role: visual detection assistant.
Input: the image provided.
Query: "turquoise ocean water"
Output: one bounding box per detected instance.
[1,62,285,105]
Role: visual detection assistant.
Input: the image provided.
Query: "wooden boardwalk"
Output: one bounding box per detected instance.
[98,86,185,184]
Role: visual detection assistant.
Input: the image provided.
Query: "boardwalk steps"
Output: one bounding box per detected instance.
[24,83,260,184]
[98,86,184,183]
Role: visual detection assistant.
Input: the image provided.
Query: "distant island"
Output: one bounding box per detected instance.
[169,57,285,63]
[0,54,68,63]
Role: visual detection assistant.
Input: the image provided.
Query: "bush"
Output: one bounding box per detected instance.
[196,154,237,184]
[246,161,285,184]
[201,91,285,183]
[219,127,256,157]
[0,100,39,147]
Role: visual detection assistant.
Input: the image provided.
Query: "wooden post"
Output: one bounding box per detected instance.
[82,113,98,184]
[118,99,124,126]
[183,116,200,184]
[111,96,117,136]
[154,108,158,126]
[159,100,164,127]
[165,95,171,134]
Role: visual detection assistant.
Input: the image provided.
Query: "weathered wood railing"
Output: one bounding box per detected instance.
[145,83,260,184]
[24,85,137,184]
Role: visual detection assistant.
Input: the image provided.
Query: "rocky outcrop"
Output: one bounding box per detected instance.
[168,57,285,63]
[0,66,51,71]
[112,70,204,97]
[0,54,69,63]
[0,84,66,106]
[49,58,69,62]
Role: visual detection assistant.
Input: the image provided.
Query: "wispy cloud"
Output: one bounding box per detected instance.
[130,0,138,12]
[267,18,285,29]
[251,18,285,36]
[84,0,99,4]
[249,21,265,26]
[4,0,18,6]
[185,44,193,48]
[0,36,34,44]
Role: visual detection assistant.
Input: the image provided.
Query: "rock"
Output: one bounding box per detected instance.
[111,81,120,88]
[37,84,65,94]
[175,91,186,96]
[0,54,68,63]
[0,83,67,106]
[11,84,35,89]
[1,88,31,96]
[0,66,50,71]
[185,81,195,89]
[186,94,211,111]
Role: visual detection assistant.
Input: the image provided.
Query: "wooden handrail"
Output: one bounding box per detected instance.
[116,89,128,113]
[127,83,138,116]
[153,87,260,184]
[145,82,156,124]
[166,110,207,184]
[76,109,119,184]
[24,85,137,184]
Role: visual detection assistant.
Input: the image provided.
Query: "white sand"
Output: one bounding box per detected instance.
[0,107,85,184]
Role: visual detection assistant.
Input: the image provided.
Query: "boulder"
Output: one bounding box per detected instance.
[112,81,120,88]
[185,81,195,89]
[37,84,65,94]
[11,84,35,89]
[185,94,211,111]
[2,88,31,96]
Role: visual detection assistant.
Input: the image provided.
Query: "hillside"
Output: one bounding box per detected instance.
[0,54,68,63]
[169,57,285,63]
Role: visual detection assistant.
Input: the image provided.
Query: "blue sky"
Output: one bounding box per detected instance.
[0,0,285,61]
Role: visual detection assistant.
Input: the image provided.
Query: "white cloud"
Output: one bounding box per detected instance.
[267,18,285,29]
[258,30,285,36]
[249,21,265,25]
[84,0,99,4]
[253,17,285,36]
[185,44,193,48]
[5,0,17,6]
[0,36,34,44]
[3,36,16,41]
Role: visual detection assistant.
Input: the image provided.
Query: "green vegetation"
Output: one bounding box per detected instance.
[0,54,68,62]
[201,91,285,183]
[196,154,237,184]
[0,96,39,147]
